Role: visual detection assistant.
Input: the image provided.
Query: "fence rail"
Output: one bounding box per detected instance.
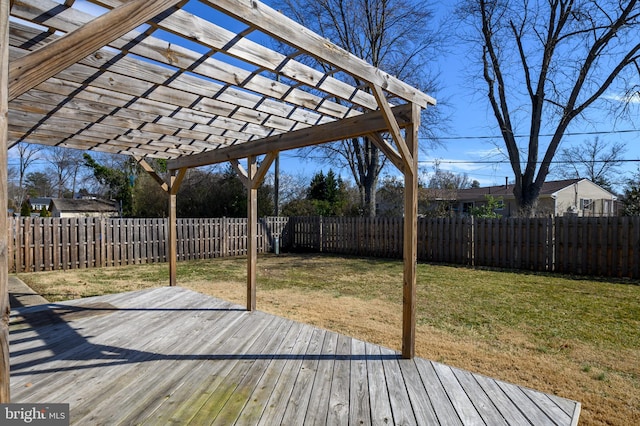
[287,216,640,278]
[8,217,288,273]
[8,216,640,278]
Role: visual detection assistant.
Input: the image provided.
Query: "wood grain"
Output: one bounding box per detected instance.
[9,287,581,425]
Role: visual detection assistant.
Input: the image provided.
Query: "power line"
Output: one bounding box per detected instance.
[420,158,640,165]
[428,128,640,141]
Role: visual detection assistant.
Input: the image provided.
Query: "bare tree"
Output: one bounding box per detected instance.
[7,166,19,212]
[460,0,640,215]
[46,146,84,198]
[427,161,474,190]
[554,137,626,191]
[277,0,442,216]
[10,142,42,208]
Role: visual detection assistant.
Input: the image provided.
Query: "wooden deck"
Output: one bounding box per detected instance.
[9,287,580,425]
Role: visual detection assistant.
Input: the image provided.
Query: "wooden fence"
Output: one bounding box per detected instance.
[8,217,289,273]
[7,216,640,278]
[288,216,640,278]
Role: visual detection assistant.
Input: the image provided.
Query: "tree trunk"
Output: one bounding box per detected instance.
[354,137,381,217]
[514,178,543,217]
[361,173,378,217]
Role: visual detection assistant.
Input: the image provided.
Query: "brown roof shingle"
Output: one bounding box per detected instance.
[455,179,582,202]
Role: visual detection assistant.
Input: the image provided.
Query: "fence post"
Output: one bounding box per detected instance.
[7,217,14,273]
[24,217,32,272]
[7,214,640,279]
[470,216,475,267]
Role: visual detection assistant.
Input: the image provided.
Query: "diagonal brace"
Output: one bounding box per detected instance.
[134,156,169,193]
[370,83,415,174]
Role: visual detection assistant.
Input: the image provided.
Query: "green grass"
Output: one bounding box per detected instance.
[415,266,640,352]
[14,253,640,424]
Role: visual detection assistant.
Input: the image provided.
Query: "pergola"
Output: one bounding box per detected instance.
[0,0,435,402]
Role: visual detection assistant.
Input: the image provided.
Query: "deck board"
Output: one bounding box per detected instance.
[279,328,325,425]
[381,346,417,425]
[415,358,463,425]
[433,362,486,424]
[9,286,581,425]
[398,356,439,425]
[366,343,394,425]
[349,339,372,426]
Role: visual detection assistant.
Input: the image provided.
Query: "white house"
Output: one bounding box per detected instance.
[48,198,120,218]
[453,178,618,217]
[28,197,52,213]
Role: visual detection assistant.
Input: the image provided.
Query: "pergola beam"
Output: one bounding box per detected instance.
[368,133,404,173]
[8,0,185,100]
[230,159,250,188]
[167,104,414,171]
[252,152,278,190]
[204,0,435,108]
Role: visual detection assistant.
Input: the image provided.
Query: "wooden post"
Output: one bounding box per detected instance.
[235,152,276,311]
[402,103,420,359]
[169,188,177,287]
[168,168,186,287]
[247,156,258,311]
[0,0,11,402]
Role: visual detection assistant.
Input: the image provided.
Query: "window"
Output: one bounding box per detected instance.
[580,198,592,210]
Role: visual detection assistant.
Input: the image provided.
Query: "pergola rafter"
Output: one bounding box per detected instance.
[0,0,435,402]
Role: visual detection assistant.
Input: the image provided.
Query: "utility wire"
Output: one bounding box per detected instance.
[426,128,640,140]
[419,158,640,165]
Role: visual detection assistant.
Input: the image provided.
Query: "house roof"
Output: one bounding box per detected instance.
[420,187,457,201]
[49,198,119,213]
[455,179,583,202]
[28,197,52,206]
[7,0,434,170]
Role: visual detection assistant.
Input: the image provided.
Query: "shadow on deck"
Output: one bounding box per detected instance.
[9,286,581,425]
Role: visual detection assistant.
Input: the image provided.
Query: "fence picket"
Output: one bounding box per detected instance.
[7,216,640,279]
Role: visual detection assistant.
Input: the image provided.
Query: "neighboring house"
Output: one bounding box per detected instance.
[452,178,617,217]
[29,197,52,212]
[48,198,120,218]
[376,186,457,217]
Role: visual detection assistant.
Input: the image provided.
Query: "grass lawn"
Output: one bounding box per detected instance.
[16,253,640,425]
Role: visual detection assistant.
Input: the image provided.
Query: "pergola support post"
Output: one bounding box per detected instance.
[247,156,258,311]
[370,82,421,359]
[0,0,10,403]
[168,168,186,287]
[235,153,277,311]
[402,103,420,359]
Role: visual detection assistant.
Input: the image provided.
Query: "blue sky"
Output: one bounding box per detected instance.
[410,1,640,191]
[270,0,640,192]
[9,0,640,194]
[422,37,640,190]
